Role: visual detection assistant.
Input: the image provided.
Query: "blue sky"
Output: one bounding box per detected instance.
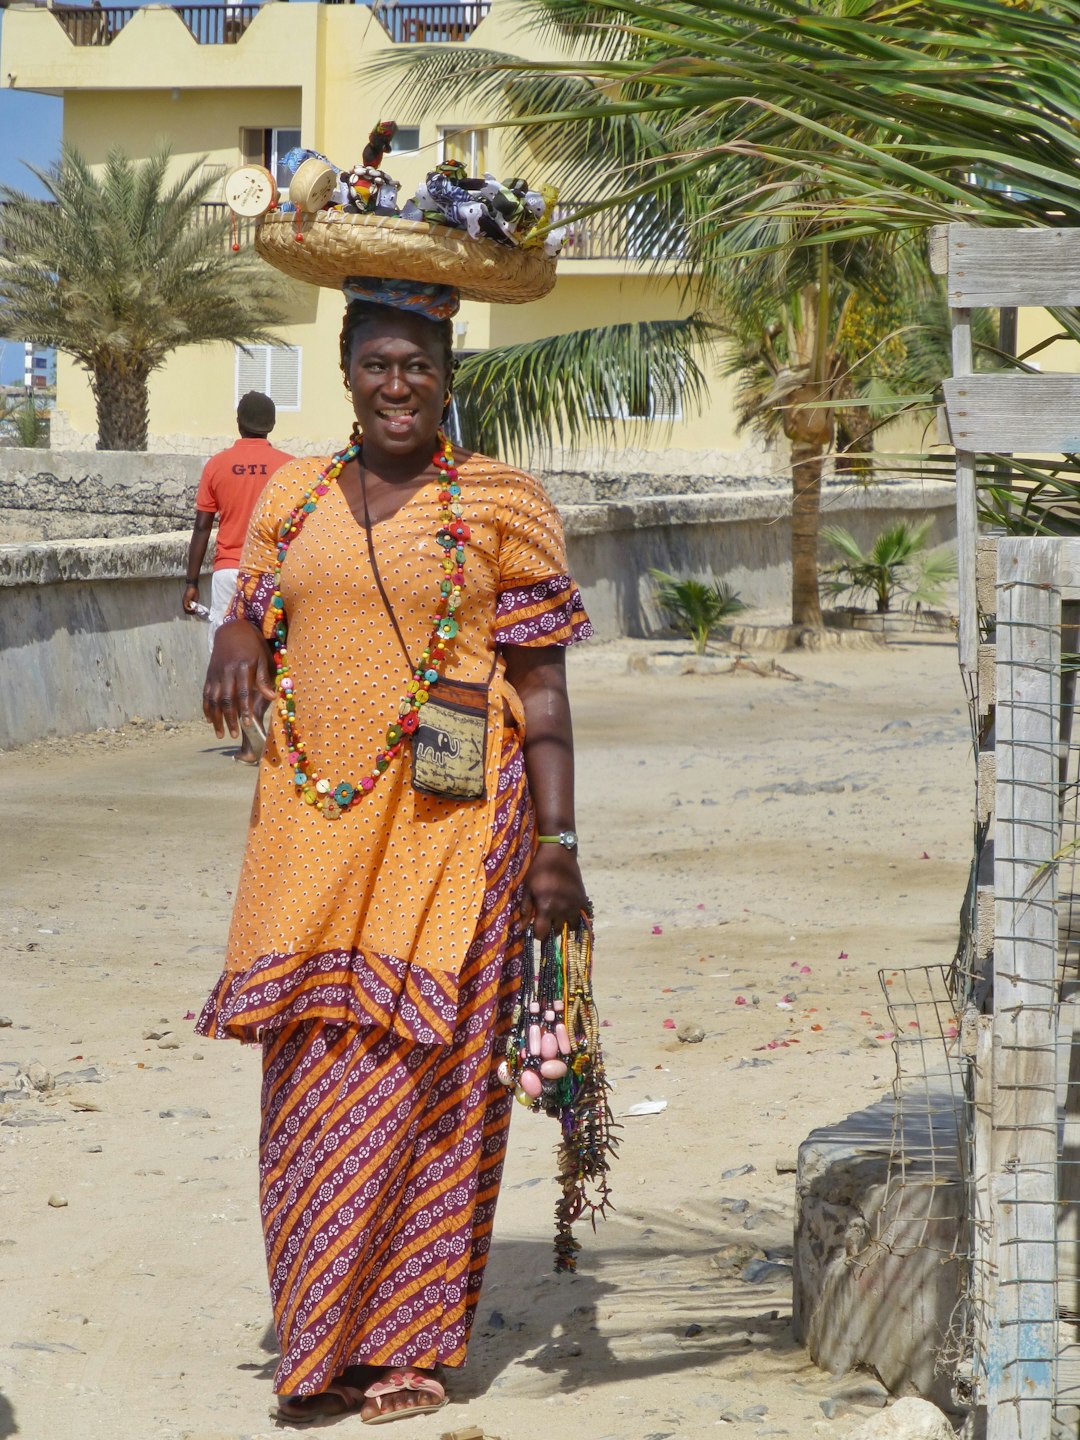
[0,12,63,382]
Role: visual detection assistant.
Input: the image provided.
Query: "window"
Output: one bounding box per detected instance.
[393,126,421,155]
[587,359,684,423]
[239,126,302,191]
[235,345,302,412]
[438,126,488,175]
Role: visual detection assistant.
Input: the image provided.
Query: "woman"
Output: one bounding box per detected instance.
[198,276,592,1426]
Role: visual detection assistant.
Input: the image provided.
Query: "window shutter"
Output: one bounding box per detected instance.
[235,345,301,410]
[235,345,268,403]
[269,347,301,410]
[239,127,266,167]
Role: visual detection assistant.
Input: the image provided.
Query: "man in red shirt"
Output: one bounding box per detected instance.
[183,391,293,760]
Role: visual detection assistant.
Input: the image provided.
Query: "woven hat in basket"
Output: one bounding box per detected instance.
[255,210,557,305]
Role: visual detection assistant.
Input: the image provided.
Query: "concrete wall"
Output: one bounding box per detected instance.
[0,479,956,747]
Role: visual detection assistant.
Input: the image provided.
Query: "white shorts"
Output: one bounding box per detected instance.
[208,568,240,654]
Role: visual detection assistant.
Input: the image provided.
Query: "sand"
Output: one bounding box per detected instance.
[0,631,971,1440]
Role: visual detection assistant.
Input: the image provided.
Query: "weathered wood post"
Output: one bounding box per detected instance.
[987,538,1061,1439]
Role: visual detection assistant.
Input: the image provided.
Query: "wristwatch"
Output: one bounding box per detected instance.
[537,830,579,852]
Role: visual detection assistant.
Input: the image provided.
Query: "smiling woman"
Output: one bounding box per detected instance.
[196,270,593,1425]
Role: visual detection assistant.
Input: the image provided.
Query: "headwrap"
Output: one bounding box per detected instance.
[343,275,460,323]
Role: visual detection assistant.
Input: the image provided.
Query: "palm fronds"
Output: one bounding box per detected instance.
[454,314,714,458]
[649,569,747,652]
[821,517,957,612]
[372,0,1080,240]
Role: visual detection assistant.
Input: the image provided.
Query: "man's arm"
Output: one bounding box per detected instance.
[183,511,215,614]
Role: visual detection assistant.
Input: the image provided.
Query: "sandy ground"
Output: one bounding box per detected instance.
[0,631,973,1440]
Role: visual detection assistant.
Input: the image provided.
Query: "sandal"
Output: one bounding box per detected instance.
[362,1367,449,1426]
[270,1383,370,1426]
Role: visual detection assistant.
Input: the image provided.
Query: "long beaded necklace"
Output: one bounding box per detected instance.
[270,431,469,819]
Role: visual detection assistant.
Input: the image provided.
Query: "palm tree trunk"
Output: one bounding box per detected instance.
[791,438,825,629]
[90,356,151,451]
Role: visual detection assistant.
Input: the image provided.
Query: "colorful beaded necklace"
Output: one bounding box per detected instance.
[271,431,469,819]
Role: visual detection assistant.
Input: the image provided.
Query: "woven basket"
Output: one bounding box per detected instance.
[255,210,557,304]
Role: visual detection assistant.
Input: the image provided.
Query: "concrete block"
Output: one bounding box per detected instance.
[793,1092,966,1415]
[841,1397,957,1438]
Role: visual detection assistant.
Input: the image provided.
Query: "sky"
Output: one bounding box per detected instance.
[0,11,63,382]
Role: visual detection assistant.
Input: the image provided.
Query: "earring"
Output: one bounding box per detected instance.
[443,391,453,409]
[349,420,362,447]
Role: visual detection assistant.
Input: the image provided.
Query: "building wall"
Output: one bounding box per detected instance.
[6,0,760,467]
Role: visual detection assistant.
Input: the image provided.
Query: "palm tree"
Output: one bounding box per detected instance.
[372,5,992,626]
[821,517,958,613]
[0,147,284,451]
[375,0,1080,558]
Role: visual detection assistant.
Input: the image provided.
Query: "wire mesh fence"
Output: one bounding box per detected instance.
[861,541,1080,1437]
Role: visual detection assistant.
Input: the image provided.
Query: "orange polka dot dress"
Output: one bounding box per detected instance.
[197,449,592,1048]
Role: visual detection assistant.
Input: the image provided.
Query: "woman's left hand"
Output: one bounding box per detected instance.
[522,845,588,940]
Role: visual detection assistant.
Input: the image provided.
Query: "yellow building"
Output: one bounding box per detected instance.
[1,0,771,475]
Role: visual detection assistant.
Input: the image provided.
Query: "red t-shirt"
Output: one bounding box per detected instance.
[195,437,294,569]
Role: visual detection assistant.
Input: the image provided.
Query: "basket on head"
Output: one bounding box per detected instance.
[256,210,558,305]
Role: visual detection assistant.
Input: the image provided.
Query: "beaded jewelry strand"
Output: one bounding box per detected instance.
[270,431,469,819]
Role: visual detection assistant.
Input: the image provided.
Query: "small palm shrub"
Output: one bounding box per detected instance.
[650,569,747,653]
[0,394,49,448]
[821,518,957,614]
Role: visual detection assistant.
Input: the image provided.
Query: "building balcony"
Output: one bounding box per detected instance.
[201,202,685,271]
[41,1,490,48]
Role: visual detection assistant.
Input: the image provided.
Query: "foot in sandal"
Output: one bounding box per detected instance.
[360,1367,449,1425]
[271,1367,380,1426]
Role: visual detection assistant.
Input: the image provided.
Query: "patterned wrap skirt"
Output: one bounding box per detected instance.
[258,732,531,1396]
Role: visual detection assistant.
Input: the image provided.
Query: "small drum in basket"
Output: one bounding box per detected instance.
[223,165,278,219]
[288,157,339,215]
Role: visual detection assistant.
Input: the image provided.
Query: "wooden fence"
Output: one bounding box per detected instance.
[935,224,1080,1438]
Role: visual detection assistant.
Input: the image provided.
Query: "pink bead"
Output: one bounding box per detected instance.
[528,1023,542,1058]
[555,1023,572,1056]
[361,776,375,792]
[539,1031,559,1060]
[520,1069,542,1099]
[540,1059,568,1080]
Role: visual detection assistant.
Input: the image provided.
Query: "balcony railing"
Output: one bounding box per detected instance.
[51,3,263,46]
[553,204,686,263]
[200,202,258,250]
[198,202,682,264]
[371,1,490,43]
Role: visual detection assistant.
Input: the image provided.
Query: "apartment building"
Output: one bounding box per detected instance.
[1,0,761,469]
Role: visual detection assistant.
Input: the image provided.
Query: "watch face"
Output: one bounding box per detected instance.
[561,831,578,848]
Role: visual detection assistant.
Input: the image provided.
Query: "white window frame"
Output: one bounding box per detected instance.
[437,125,488,175]
[268,126,302,193]
[235,344,302,412]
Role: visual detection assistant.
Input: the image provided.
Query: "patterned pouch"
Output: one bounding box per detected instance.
[411,677,488,800]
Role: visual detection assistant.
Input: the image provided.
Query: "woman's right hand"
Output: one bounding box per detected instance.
[202,621,276,740]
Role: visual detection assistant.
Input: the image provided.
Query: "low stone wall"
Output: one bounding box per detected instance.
[0,449,206,541]
[0,445,791,541]
[566,485,956,638]
[0,482,956,747]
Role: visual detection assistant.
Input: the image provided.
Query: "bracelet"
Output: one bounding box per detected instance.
[184,577,200,586]
[537,830,579,851]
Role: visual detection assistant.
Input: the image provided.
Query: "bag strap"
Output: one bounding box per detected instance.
[359,455,496,688]
[358,457,417,673]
